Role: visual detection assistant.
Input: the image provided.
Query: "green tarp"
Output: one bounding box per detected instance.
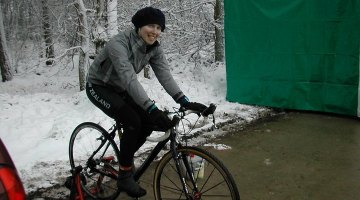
[225,0,360,116]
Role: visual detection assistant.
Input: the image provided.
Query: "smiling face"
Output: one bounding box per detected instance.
[138,24,162,45]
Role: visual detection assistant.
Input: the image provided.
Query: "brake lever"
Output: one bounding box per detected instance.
[212,114,218,130]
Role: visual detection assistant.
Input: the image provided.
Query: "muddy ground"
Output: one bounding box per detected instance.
[28,110,360,200]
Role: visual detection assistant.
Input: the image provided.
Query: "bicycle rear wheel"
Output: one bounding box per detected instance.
[153,146,240,200]
[69,122,121,200]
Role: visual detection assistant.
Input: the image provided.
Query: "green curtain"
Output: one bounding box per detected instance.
[225,0,360,116]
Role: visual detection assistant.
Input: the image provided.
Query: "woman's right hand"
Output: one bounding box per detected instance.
[150,108,174,131]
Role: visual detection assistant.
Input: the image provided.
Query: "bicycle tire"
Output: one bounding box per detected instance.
[69,122,121,200]
[153,146,240,200]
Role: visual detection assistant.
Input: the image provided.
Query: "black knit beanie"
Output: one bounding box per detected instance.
[131,7,166,32]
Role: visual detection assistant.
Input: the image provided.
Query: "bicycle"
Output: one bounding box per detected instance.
[68,103,240,200]
[65,166,86,200]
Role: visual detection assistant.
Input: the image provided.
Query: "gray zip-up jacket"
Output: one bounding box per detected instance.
[87,29,184,111]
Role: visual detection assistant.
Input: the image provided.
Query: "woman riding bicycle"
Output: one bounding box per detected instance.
[86,7,206,198]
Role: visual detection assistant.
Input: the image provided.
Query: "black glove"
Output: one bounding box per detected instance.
[183,102,207,113]
[176,96,207,113]
[149,106,173,131]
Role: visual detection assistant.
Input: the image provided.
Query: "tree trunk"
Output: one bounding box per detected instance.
[42,0,54,65]
[78,50,86,91]
[0,2,12,82]
[75,0,90,91]
[106,0,118,37]
[94,0,106,54]
[93,0,117,54]
[214,0,225,62]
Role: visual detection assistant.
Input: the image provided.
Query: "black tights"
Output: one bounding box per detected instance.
[86,82,153,167]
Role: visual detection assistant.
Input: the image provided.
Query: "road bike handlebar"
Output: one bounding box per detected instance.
[146,103,216,142]
[176,103,216,118]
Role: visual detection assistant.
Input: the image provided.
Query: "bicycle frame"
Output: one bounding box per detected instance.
[133,120,201,199]
[133,135,170,181]
[68,166,85,200]
[86,127,118,179]
[83,105,216,199]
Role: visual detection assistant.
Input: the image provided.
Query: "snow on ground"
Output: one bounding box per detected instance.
[0,58,271,194]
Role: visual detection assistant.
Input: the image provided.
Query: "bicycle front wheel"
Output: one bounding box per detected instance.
[153,146,240,200]
[69,122,121,200]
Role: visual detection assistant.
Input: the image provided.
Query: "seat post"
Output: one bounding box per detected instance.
[116,121,123,140]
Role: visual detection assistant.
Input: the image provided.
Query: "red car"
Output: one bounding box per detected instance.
[0,138,26,199]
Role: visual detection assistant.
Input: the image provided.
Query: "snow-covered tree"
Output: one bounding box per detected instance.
[92,0,118,54]
[214,0,224,62]
[106,0,118,37]
[0,0,225,86]
[42,0,55,65]
[0,2,12,82]
[75,0,91,91]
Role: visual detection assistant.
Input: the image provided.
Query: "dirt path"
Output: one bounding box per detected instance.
[207,111,360,200]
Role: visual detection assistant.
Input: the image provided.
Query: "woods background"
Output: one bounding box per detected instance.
[0,0,225,90]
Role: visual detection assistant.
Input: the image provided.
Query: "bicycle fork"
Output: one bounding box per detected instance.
[170,142,201,200]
